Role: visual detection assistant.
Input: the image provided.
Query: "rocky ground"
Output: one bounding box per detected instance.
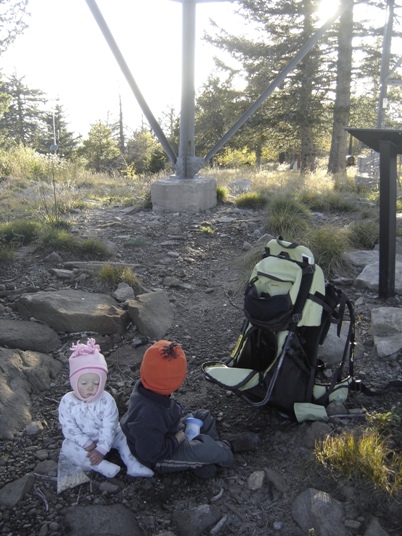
[0,201,401,536]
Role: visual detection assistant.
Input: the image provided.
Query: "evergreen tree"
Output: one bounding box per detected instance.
[0,75,11,145]
[39,103,80,157]
[195,75,244,161]
[125,128,167,175]
[37,103,81,158]
[204,0,330,172]
[79,121,121,173]
[159,106,180,157]
[0,73,47,148]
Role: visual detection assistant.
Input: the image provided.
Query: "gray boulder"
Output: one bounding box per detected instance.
[0,319,61,352]
[127,290,174,340]
[371,307,402,358]
[0,347,62,439]
[291,488,348,536]
[64,504,142,536]
[355,261,402,295]
[16,289,128,334]
[0,474,35,507]
[171,504,222,536]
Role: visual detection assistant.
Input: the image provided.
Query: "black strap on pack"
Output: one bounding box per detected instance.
[349,378,402,397]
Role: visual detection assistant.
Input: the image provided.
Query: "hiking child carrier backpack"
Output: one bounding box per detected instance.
[202,238,356,420]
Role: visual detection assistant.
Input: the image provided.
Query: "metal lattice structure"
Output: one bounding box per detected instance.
[85,0,351,179]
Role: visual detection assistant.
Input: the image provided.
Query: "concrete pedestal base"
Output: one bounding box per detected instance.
[151,175,217,213]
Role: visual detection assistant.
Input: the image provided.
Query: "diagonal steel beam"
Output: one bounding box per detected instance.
[85,0,178,166]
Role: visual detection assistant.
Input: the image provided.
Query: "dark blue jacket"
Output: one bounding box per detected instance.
[120,380,182,468]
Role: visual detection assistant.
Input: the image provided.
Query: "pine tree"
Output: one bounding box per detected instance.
[0,74,47,148]
[204,0,329,171]
[78,121,121,173]
[39,103,80,157]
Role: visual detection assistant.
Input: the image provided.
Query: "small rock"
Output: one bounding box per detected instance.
[345,519,361,530]
[248,470,265,490]
[34,450,49,461]
[25,421,44,435]
[99,481,120,493]
[44,252,63,264]
[326,401,347,416]
[364,516,390,536]
[0,474,35,507]
[264,467,290,493]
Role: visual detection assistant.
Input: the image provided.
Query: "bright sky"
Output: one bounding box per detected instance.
[1,0,242,137]
[2,0,400,139]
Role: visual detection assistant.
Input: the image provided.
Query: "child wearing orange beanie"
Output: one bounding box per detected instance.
[121,340,260,478]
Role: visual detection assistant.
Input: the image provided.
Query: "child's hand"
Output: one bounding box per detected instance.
[175,430,186,445]
[84,442,97,452]
[87,448,104,465]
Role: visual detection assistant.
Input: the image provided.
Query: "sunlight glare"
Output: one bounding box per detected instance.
[316,0,340,24]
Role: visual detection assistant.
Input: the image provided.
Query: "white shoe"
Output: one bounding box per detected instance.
[94,459,121,478]
[127,459,154,478]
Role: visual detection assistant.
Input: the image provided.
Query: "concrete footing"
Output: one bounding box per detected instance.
[151,175,217,213]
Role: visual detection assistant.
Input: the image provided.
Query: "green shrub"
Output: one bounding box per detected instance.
[265,197,311,240]
[40,228,77,251]
[97,264,140,288]
[347,220,379,250]
[304,226,351,279]
[40,228,111,258]
[315,406,402,495]
[78,238,112,258]
[0,241,15,262]
[316,426,402,495]
[201,225,214,235]
[216,185,229,204]
[298,190,357,213]
[235,191,268,209]
[0,220,41,245]
[142,192,153,209]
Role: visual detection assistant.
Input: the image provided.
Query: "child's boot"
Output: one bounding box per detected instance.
[93,459,121,478]
[221,432,261,452]
[126,457,154,478]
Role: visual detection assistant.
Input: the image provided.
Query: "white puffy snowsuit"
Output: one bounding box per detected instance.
[58,390,153,478]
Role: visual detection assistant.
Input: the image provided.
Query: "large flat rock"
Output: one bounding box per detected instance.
[16,289,128,334]
[0,347,62,439]
[0,319,61,352]
[371,307,402,358]
[355,261,402,295]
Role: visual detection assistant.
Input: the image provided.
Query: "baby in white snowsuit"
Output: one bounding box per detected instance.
[58,338,153,478]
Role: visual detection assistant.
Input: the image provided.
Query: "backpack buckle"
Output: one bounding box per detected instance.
[292,313,302,323]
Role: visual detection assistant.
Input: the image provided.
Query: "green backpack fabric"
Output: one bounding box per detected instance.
[202,238,356,420]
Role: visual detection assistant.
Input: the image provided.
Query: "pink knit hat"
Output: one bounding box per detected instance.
[69,338,108,403]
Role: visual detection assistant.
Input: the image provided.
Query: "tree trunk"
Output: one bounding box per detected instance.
[256,143,262,168]
[328,1,354,174]
[299,0,317,174]
[301,125,316,173]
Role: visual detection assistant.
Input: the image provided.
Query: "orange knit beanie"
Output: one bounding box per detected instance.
[140,340,187,395]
